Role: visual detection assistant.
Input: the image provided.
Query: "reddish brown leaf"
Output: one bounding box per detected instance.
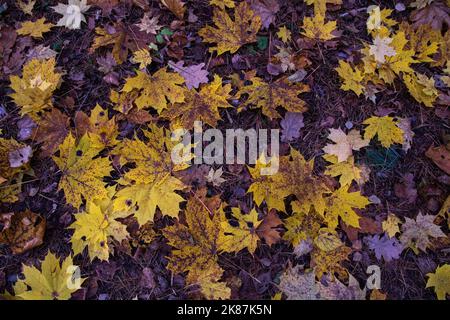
[426,145,450,175]
[0,210,46,254]
[33,108,70,157]
[256,209,283,246]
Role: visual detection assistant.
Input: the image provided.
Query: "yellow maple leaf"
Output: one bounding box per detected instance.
[17,18,54,38]
[248,149,330,213]
[283,206,323,246]
[382,213,401,238]
[16,251,85,300]
[362,32,416,85]
[403,72,438,107]
[363,116,404,148]
[366,6,397,35]
[131,48,152,69]
[0,138,31,203]
[122,68,185,113]
[237,76,309,119]
[75,104,119,151]
[115,175,185,226]
[17,0,36,15]
[426,264,450,300]
[335,60,365,96]
[301,13,337,41]
[221,208,262,254]
[199,1,261,55]
[323,155,363,187]
[9,58,62,118]
[162,190,231,299]
[314,228,343,252]
[53,133,112,208]
[162,75,232,129]
[277,26,292,43]
[324,186,369,229]
[209,0,235,10]
[305,0,342,16]
[400,23,440,63]
[70,188,132,261]
[311,245,351,280]
[113,124,187,225]
[186,261,231,300]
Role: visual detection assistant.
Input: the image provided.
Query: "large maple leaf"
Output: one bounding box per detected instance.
[199,1,262,55]
[248,149,329,213]
[70,188,132,261]
[237,76,309,119]
[220,207,262,254]
[122,68,185,113]
[162,189,230,299]
[324,186,370,229]
[162,75,232,129]
[53,133,112,208]
[113,124,187,225]
[90,22,151,64]
[9,58,62,118]
[15,251,85,300]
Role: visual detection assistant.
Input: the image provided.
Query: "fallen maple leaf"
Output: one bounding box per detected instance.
[250,0,280,29]
[0,210,45,254]
[9,58,62,118]
[90,22,151,64]
[382,214,402,238]
[16,251,85,300]
[279,265,319,300]
[52,0,91,30]
[256,209,283,246]
[363,116,404,148]
[323,128,369,162]
[160,0,185,19]
[17,18,54,39]
[238,76,309,119]
[162,75,232,129]
[365,234,403,262]
[162,189,231,299]
[426,264,450,300]
[33,108,70,157]
[70,188,132,261]
[280,112,304,142]
[206,167,226,187]
[168,60,209,90]
[411,1,450,30]
[17,0,36,15]
[53,133,112,208]
[113,124,187,225]
[136,12,162,35]
[199,1,262,55]
[122,68,185,113]
[369,36,397,64]
[301,13,337,41]
[400,212,446,253]
[335,60,365,96]
[425,145,450,175]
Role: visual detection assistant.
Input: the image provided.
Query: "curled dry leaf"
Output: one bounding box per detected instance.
[0,210,46,254]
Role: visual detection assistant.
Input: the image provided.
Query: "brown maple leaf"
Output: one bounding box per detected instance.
[33,108,70,157]
[256,209,283,246]
[0,210,46,254]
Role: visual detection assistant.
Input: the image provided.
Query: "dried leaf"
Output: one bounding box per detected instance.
[0,211,45,254]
